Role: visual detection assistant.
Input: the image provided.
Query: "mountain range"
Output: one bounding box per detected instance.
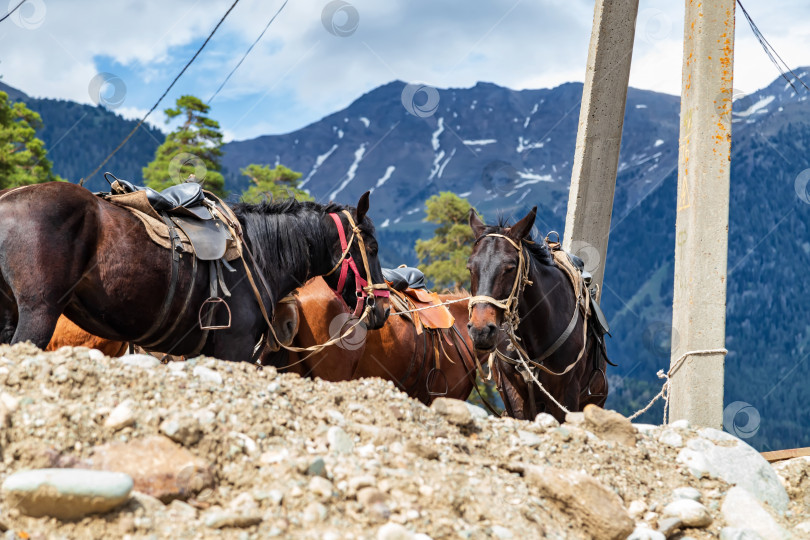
[4,70,810,451]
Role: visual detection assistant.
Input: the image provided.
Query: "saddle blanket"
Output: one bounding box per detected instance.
[103,190,240,261]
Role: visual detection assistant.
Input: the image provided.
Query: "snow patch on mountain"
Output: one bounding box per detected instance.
[301,144,339,187]
[359,117,370,128]
[734,95,775,117]
[329,143,367,200]
[517,136,544,153]
[374,165,396,188]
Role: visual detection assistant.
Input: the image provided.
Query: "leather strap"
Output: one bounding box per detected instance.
[135,212,180,344]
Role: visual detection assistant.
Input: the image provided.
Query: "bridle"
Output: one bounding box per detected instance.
[324,210,390,317]
[468,233,588,378]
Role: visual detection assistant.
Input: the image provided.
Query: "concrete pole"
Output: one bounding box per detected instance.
[562,0,639,301]
[669,0,735,428]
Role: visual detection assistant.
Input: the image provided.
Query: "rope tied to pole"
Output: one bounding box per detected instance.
[627,348,729,424]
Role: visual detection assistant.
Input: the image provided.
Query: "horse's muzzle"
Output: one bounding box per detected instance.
[468,321,499,352]
[365,298,390,330]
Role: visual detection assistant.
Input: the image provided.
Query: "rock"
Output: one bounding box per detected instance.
[670,419,690,430]
[130,491,165,514]
[119,354,161,369]
[628,525,666,540]
[796,521,810,535]
[683,428,789,512]
[228,492,258,513]
[327,426,354,454]
[308,476,334,499]
[465,402,489,420]
[89,435,213,502]
[378,522,416,540]
[159,415,203,447]
[1,468,133,519]
[719,527,764,540]
[672,487,702,501]
[662,499,712,528]
[676,447,714,478]
[721,486,789,540]
[358,487,386,507]
[657,517,683,537]
[0,392,19,412]
[583,404,637,447]
[166,499,197,519]
[524,466,634,540]
[302,501,328,523]
[404,440,439,460]
[517,429,543,448]
[534,412,559,429]
[306,457,327,477]
[193,365,223,385]
[204,511,262,529]
[564,411,585,425]
[105,399,136,431]
[658,429,683,448]
[633,424,660,435]
[430,397,473,427]
[628,500,647,519]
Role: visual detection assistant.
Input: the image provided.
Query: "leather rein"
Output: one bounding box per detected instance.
[468,233,588,378]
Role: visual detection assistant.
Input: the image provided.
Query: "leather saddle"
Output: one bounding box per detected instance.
[382,266,426,291]
[108,176,230,261]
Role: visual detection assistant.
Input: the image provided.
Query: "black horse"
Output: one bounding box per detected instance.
[466,208,608,421]
[0,182,389,362]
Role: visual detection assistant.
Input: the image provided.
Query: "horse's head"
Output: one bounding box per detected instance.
[264,293,301,352]
[466,206,537,351]
[321,191,390,330]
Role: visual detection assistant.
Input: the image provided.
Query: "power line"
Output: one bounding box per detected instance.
[737,0,810,93]
[208,0,290,104]
[0,0,26,24]
[79,0,242,186]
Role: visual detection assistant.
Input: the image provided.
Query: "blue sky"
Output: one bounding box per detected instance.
[2,0,809,141]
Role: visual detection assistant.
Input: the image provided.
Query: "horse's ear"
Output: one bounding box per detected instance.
[356,191,370,223]
[469,209,486,238]
[507,206,537,240]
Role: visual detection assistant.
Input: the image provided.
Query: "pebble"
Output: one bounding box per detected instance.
[672,487,702,501]
[628,499,647,519]
[166,499,197,520]
[658,429,683,448]
[534,412,560,429]
[564,411,585,425]
[662,499,712,528]
[0,392,19,412]
[721,486,789,540]
[430,397,473,427]
[159,415,203,447]
[628,525,666,540]
[302,501,328,523]
[517,429,543,448]
[657,517,683,537]
[119,354,161,369]
[308,476,334,499]
[307,457,327,477]
[204,511,263,529]
[105,399,136,431]
[490,525,514,539]
[192,365,223,385]
[583,405,637,447]
[327,426,354,454]
[404,440,439,460]
[358,487,386,507]
[669,419,690,430]
[1,468,133,519]
[465,402,489,420]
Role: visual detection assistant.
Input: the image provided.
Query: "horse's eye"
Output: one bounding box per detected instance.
[504,265,516,273]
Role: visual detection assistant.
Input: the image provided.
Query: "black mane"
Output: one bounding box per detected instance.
[231,198,372,283]
[480,216,554,267]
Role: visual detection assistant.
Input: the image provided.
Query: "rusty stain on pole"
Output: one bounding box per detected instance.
[669,0,735,428]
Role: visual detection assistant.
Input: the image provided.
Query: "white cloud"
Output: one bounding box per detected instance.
[1,0,809,138]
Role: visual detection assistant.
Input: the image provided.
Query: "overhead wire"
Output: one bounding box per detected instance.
[79,0,242,186]
[0,0,26,24]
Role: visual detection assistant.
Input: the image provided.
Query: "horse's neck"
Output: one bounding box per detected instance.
[516,260,575,357]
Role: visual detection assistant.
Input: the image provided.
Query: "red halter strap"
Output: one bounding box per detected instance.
[327,212,388,317]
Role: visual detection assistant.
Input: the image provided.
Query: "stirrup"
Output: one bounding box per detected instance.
[426,368,449,396]
[198,297,232,330]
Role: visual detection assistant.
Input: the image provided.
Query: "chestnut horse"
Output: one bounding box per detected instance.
[45,294,301,357]
[268,277,484,405]
[466,208,608,421]
[0,184,388,360]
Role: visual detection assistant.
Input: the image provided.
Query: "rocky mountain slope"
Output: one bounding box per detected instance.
[0,344,807,539]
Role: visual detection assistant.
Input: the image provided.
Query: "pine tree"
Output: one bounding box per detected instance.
[240,164,312,202]
[0,91,62,188]
[142,95,226,197]
[415,192,475,290]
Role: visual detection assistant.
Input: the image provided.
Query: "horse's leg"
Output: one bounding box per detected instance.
[11,304,62,349]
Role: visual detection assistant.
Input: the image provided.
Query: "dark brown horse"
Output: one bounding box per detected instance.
[0,183,388,362]
[45,295,301,357]
[268,277,482,405]
[466,208,607,421]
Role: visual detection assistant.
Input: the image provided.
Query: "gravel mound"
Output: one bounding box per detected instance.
[0,343,806,539]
